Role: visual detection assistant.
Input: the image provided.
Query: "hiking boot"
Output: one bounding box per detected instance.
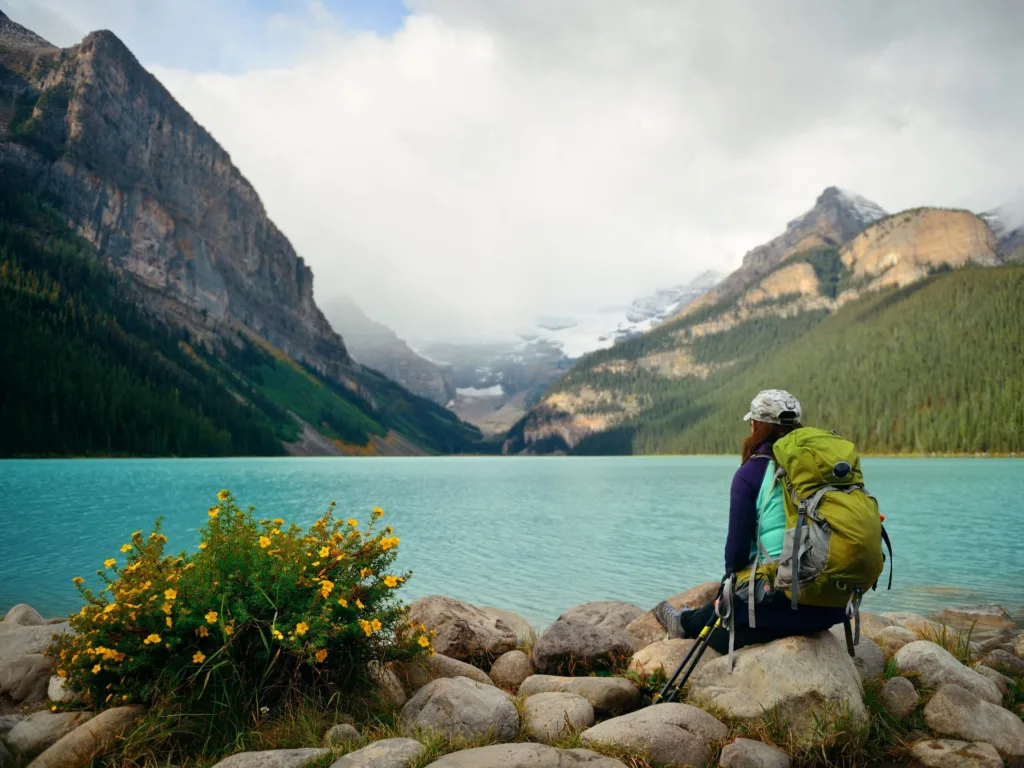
[653,601,687,639]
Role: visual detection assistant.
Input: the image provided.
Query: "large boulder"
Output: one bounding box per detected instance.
[878,677,918,720]
[687,632,866,748]
[558,602,645,636]
[923,684,1024,759]
[625,582,719,649]
[532,618,634,675]
[29,706,145,768]
[933,605,1015,632]
[879,612,941,638]
[580,703,728,768]
[428,743,627,767]
[405,596,517,664]
[855,612,894,642]
[489,650,533,691]
[973,664,1013,698]
[5,711,94,761]
[328,738,424,768]
[212,750,330,768]
[910,739,1004,768]
[876,626,918,657]
[1015,633,1024,659]
[628,639,720,680]
[827,628,885,681]
[394,653,493,693]
[2,605,46,626]
[523,692,595,745]
[368,662,407,709]
[0,714,25,737]
[477,607,536,648]
[323,724,360,746]
[0,620,71,703]
[981,648,1024,677]
[518,675,641,716]
[718,738,791,768]
[399,677,519,742]
[893,641,1002,705]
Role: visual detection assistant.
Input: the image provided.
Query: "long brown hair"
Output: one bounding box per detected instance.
[741,420,801,465]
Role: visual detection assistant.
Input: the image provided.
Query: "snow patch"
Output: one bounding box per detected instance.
[456,385,505,399]
[836,188,888,223]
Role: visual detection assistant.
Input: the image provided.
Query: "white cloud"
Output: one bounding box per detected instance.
[9,1,1024,340]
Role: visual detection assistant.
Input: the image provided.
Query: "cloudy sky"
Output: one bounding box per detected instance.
[4,0,1023,342]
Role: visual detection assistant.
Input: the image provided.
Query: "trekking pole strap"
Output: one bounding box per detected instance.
[880,525,893,590]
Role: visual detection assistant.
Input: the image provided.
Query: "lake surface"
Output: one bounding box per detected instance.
[2,457,1022,629]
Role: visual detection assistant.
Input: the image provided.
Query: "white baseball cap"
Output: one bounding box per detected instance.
[743,389,802,426]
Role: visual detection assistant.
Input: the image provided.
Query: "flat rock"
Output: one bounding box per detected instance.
[477,607,536,648]
[688,631,866,748]
[558,602,645,636]
[518,675,641,715]
[982,648,1024,676]
[532,618,634,675]
[828,628,885,681]
[581,702,728,768]
[29,706,145,768]
[2,605,46,626]
[405,596,517,664]
[856,612,894,642]
[933,605,1015,631]
[395,653,493,693]
[399,676,518,742]
[489,650,533,691]
[523,692,595,745]
[212,749,331,768]
[718,738,791,768]
[893,641,1002,705]
[6,711,95,761]
[626,582,719,649]
[628,638,720,679]
[877,626,918,657]
[324,724,360,746]
[329,738,424,768]
[973,664,1012,698]
[878,676,919,720]
[910,739,1003,768]
[879,611,941,638]
[428,743,627,767]
[923,684,1024,758]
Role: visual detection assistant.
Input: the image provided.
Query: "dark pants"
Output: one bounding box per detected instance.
[680,594,844,656]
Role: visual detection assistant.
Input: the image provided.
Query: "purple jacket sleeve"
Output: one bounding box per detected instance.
[724,457,769,574]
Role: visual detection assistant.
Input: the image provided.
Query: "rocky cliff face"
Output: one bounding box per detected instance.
[0,22,351,381]
[322,296,455,405]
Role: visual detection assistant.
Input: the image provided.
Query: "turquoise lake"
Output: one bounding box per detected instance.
[2,457,1022,629]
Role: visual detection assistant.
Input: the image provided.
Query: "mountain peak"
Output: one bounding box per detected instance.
[0,10,57,51]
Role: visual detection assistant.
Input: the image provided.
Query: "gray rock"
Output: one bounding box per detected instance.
[893,641,1002,705]
[973,628,1017,655]
[5,711,94,761]
[628,639,720,679]
[0,740,12,768]
[29,705,145,768]
[688,631,866,748]
[911,739,1004,768]
[428,743,627,767]
[489,650,532,691]
[394,653,493,694]
[2,605,46,626]
[399,677,518,742]
[878,676,919,720]
[828,628,885,681]
[0,714,25,737]
[625,582,720,650]
[856,612,895,642]
[368,663,406,709]
[982,648,1024,677]
[581,702,728,768]
[718,738,791,768]
[558,602,645,637]
[329,738,424,768]
[1015,633,1024,659]
[973,664,1012,698]
[933,605,1014,631]
[518,675,641,715]
[405,596,517,664]
[523,692,595,745]
[477,607,536,648]
[0,621,71,703]
[879,611,941,638]
[532,618,634,675]
[876,626,918,657]
[323,724,360,746]
[923,684,1024,758]
[48,676,72,703]
[212,750,331,768]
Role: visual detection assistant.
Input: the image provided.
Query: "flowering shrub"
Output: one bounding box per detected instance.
[49,492,432,712]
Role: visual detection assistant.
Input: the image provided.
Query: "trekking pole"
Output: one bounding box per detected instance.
[658,616,722,703]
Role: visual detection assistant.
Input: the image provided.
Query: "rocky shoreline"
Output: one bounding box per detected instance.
[2,587,1023,767]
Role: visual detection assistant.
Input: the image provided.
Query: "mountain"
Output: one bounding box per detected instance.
[322,296,455,406]
[505,194,1010,455]
[982,192,1024,263]
[0,13,481,456]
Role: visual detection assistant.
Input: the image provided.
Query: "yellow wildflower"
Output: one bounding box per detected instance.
[360,568,373,579]
[192,651,206,664]
[92,664,102,674]
[272,629,284,640]
[372,507,384,518]
[217,489,230,501]
[259,536,271,549]
[184,563,194,570]
[319,580,334,598]
[143,634,161,645]
[273,518,284,526]
[357,619,372,637]
[347,519,358,527]
[314,648,328,663]
[205,611,218,624]
[120,544,132,553]
[165,616,172,628]
[356,599,365,610]
[224,624,234,636]
[337,598,348,608]
[319,546,330,558]
[418,636,430,648]
[312,561,320,567]
[383,575,398,588]
[164,589,177,600]
[161,603,173,615]
[73,577,84,585]
[131,530,142,539]
[196,626,209,637]
[271,529,280,536]
[103,603,117,614]
[208,508,219,519]
[198,542,208,550]
[295,622,309,636]
[103,559,116,569]
[370,618,382,632]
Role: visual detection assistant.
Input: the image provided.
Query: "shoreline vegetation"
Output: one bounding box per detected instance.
[1,495,1023,768]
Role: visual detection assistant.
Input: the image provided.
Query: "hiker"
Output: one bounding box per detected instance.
[653,389,848,654]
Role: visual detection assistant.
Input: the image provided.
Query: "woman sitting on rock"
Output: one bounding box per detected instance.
[653,389,847,654]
